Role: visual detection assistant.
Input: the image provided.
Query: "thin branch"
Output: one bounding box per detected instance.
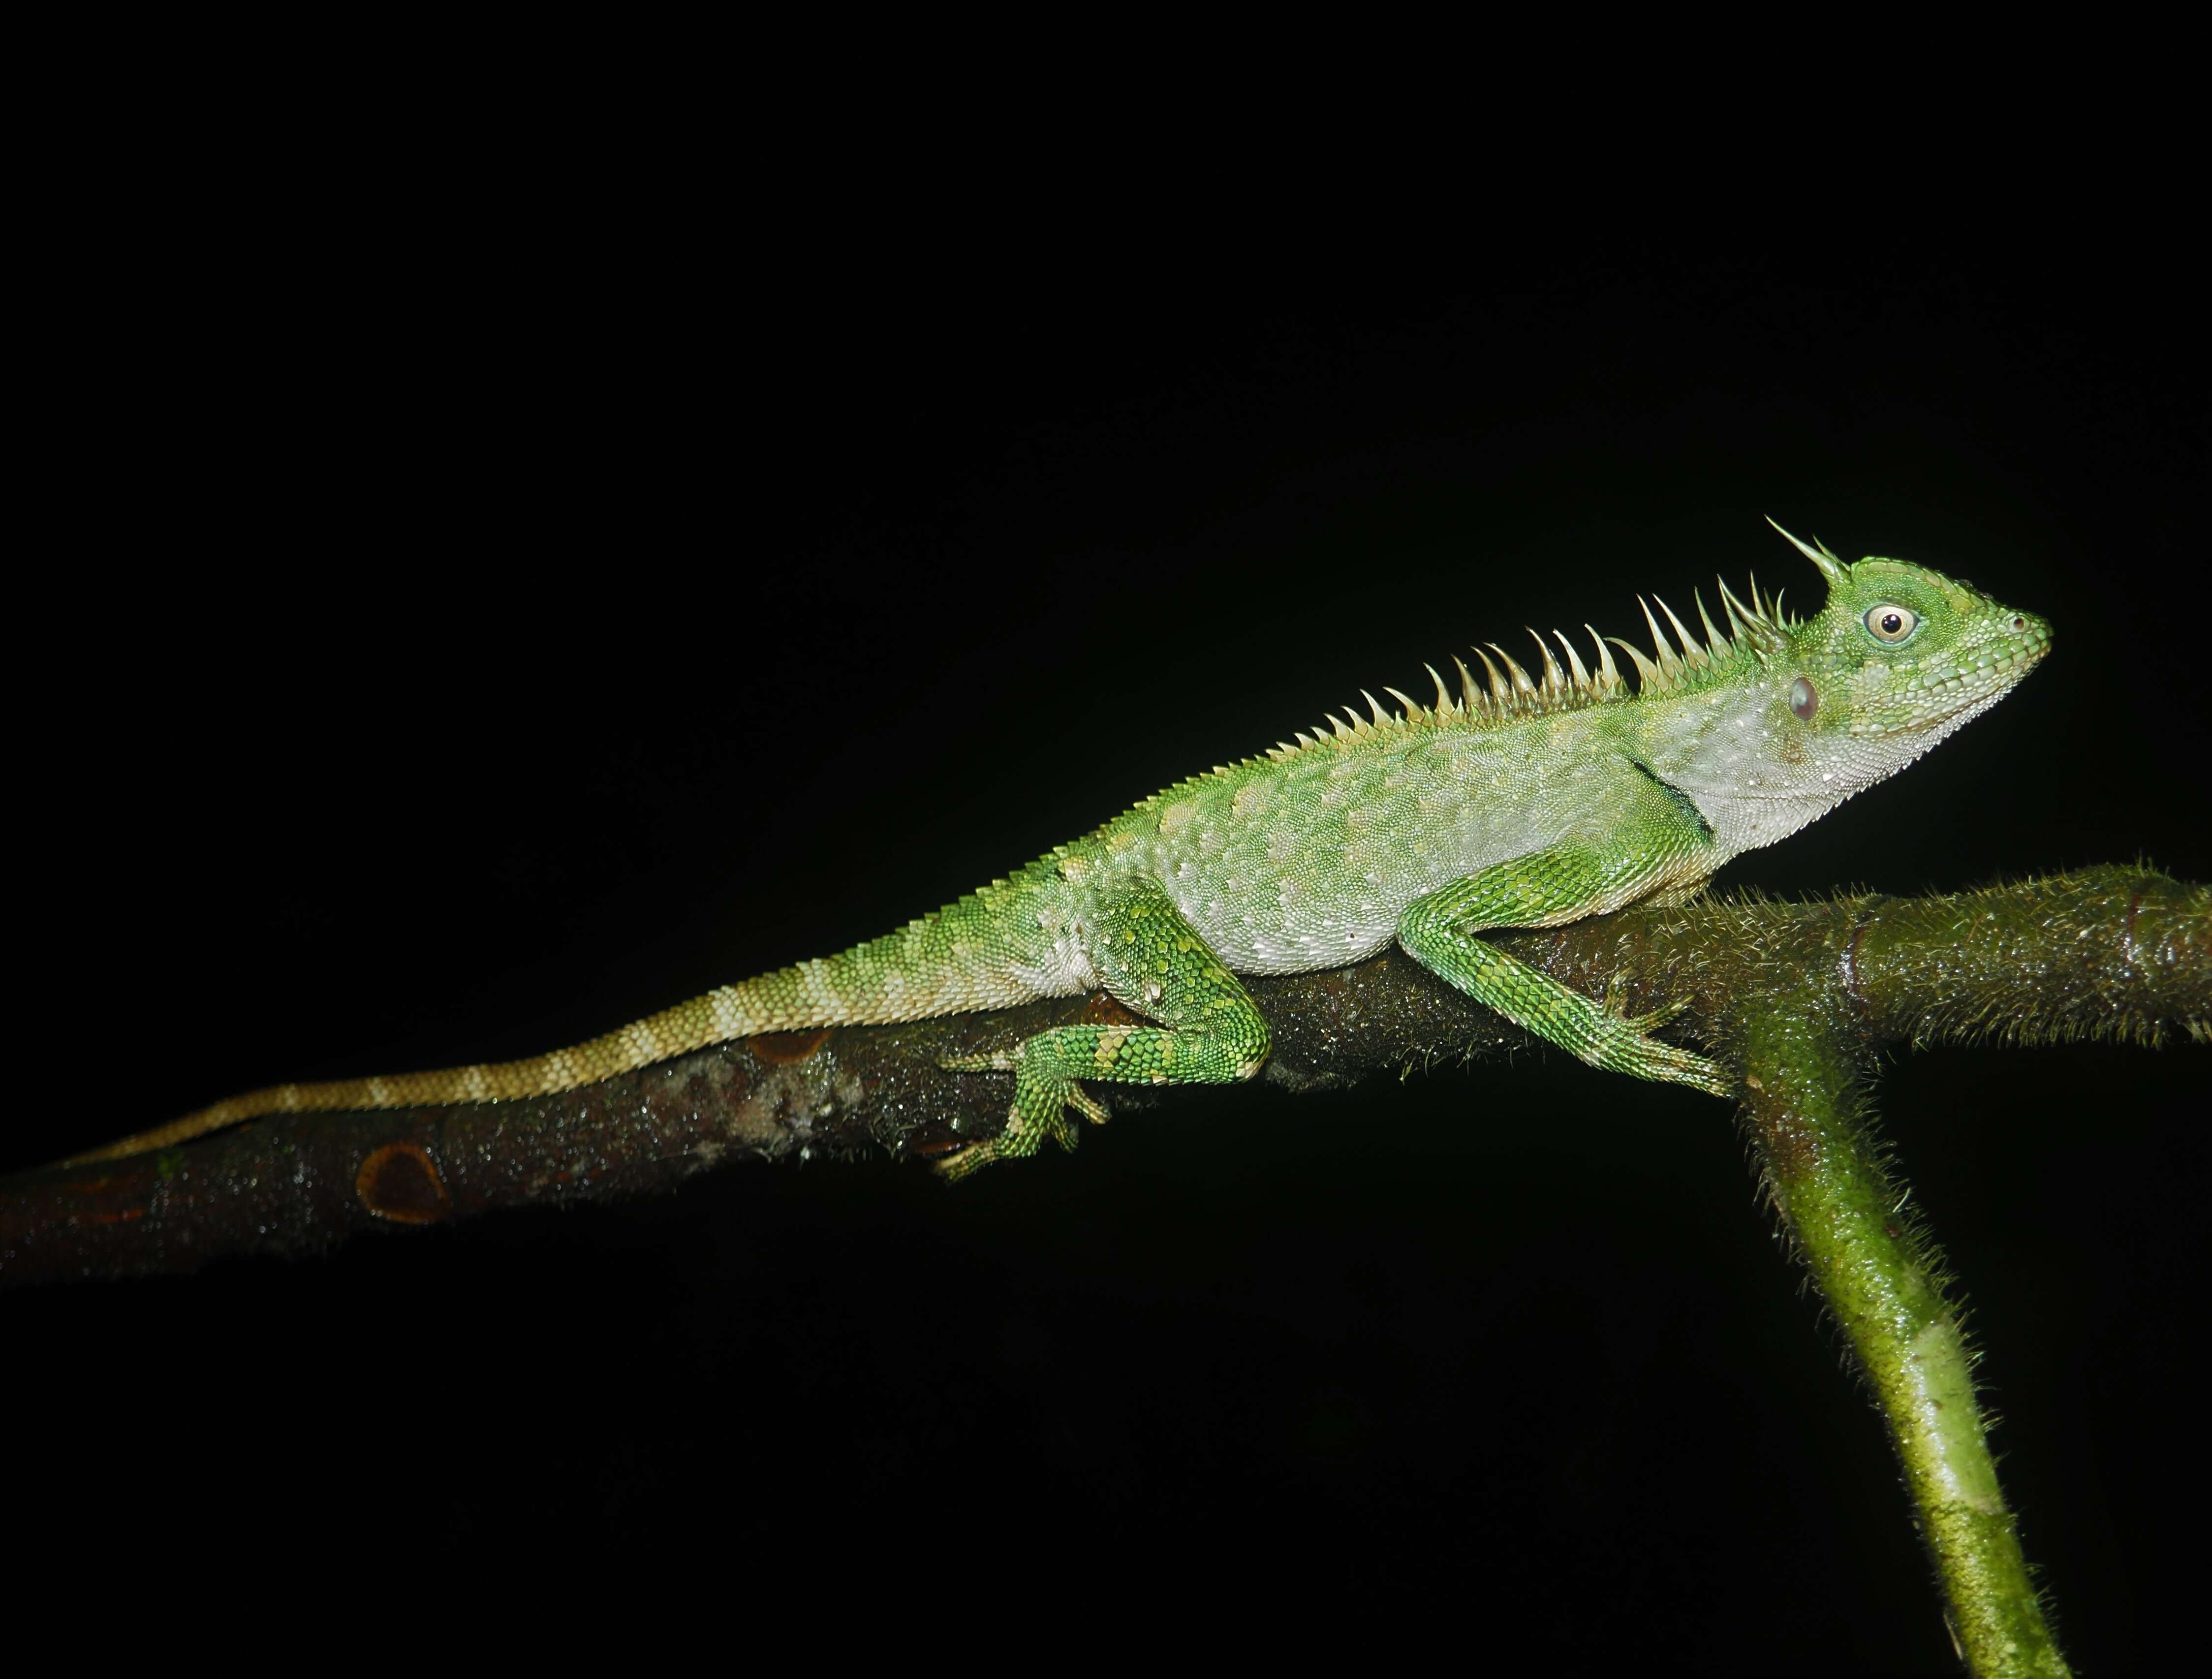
[1736,980,2070,1677]
[3,867,2200,1288]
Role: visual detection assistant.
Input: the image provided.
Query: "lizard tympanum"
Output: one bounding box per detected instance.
[78,524,2049,1177]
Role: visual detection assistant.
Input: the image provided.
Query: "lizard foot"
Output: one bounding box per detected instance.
[1600,1006,1734,1097]
[1627,1036,1736,1098]
[935,1042,1113,1179]
[1581,991,1735,1098]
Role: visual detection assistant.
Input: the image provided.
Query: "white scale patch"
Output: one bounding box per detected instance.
[1010,932,1099,999]
[799,960,842,1013]
[709,989,747,1034]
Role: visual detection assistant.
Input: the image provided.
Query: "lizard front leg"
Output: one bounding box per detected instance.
[938,873,1271,1178]
[1397,841,1733,1096]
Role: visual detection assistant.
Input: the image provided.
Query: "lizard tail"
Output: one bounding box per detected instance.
[63,877,1060,1165]
[63,981,779,1164]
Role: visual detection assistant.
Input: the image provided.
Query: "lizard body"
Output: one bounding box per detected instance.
[77,524,2049,1174]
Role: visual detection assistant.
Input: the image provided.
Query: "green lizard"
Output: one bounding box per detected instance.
[75,522,2049,1177]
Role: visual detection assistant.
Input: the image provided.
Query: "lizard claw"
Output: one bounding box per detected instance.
[1065,1084,1112,1126]
[1623,994,1693,1034]
[933,1139,1002,1182]
[1641,1039,1737,1098]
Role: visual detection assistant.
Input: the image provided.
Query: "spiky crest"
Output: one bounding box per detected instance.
[1246,548,1802,767]
[1452,655,1481,715]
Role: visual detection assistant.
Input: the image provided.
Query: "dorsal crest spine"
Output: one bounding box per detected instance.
[1256,572,1792,765]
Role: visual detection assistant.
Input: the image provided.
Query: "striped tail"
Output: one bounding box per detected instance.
[64,869,1064,1164]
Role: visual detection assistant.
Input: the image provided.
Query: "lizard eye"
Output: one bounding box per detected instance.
[1864,604,1919,644]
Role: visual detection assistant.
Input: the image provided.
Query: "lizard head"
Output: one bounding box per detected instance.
[1767,520,2051,783]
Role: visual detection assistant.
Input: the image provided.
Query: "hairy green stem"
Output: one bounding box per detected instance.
[1737,997,2069,1678]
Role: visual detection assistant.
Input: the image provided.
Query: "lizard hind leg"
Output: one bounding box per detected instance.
[936,873,1272,1178]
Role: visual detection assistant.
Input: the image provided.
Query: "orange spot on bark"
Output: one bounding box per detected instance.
[67,1175,151,1224]
[751,1027,833,1063]
[1078,995,1145,1028]
[355,1141,452,1224]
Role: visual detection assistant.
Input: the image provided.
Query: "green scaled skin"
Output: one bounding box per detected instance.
[77,523,2051,1177]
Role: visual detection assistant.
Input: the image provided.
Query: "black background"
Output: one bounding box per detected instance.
[11,149,2206,1671]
